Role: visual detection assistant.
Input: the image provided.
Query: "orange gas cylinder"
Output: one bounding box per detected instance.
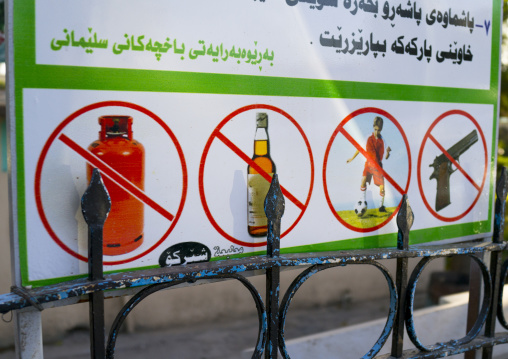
[86,115,145,256]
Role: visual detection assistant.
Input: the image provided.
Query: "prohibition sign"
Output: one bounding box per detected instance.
[34,101,188,265]
[199,104,314,247]
[323,107,412,232]
[417,110,488,222]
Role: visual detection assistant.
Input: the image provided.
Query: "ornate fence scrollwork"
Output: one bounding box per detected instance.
[496,258,508,332]
[278,261,398,359]
[106,274,267,359]
[405,255,492,352]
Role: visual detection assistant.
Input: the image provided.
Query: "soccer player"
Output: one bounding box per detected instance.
[347,116,391,212]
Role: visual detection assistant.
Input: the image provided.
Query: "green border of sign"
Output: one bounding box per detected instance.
[12,0,502,287]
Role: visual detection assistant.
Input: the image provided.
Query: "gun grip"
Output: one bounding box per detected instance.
[435,162,451,211]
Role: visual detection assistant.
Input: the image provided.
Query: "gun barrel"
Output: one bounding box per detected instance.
[444,129,478,160]
[430,130,478,167]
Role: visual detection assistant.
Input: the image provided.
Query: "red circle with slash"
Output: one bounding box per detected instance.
[323,107,412,232]
[417,110,488,222]
[199,104,314,247]
[34,101,188,265]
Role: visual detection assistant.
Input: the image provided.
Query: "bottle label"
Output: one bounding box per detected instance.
[247,173,273,227]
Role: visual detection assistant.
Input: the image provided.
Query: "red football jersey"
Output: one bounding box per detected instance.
[366,134,384,164]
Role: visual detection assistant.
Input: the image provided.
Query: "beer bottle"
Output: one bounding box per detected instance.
[247,112,276,237]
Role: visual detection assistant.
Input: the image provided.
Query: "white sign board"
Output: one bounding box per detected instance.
[9,0,501,286]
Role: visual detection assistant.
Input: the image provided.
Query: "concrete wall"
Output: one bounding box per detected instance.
[0,166,445,350]
[0,166,13,348]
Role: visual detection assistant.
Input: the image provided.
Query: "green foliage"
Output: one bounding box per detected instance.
[0,0,3,33]
[501,0,508,115]
[501,70,508,117]
[499,1,508,238]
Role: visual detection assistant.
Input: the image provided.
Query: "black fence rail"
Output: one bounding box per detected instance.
[1,168,508,359]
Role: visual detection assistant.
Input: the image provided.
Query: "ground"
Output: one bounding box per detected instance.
[337,206,396,228]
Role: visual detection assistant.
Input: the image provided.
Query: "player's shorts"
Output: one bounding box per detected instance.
[363,162,384,187]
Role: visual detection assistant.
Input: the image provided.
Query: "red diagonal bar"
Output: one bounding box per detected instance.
[215,131,305,211]
[339,127,405,195]
[59,133,175,221]
[428,133,481,192]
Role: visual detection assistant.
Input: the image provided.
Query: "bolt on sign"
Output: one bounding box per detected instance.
[7,0,501,286]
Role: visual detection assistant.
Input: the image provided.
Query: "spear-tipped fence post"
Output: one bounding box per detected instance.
[264,174,285,358]
[391,194,413,357]
[81,168,111,359]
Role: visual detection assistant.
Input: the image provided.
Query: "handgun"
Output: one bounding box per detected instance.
[429,130,478,211]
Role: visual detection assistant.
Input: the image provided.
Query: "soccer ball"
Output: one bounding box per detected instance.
[354,200,368,217]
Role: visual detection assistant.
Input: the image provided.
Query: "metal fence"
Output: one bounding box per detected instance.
[1,167,508,359]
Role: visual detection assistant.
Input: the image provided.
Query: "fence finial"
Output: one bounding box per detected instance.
[81,168,111,227]
[396,194,413,250]
[265,174,284,258]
